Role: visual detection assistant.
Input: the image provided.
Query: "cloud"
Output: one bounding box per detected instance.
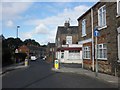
[2,2,33,21]
[21,23,49,40]
[2,0,99,2]
[25,4,90,26]
[6,20,14,27]
[23,4,90,44]
[34,24,49,35]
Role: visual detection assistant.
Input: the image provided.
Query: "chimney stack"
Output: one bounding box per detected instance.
[64,21,70,28]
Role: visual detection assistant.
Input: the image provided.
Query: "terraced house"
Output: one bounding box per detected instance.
[78,1,120,75]
[55,21,82,64]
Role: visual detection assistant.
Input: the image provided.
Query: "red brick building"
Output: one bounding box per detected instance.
[78,2,119,75]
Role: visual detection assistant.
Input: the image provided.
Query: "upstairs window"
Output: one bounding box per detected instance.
[66,36,72,44]
[117,0,120,15]
[82,19,86,37]
[98,5,106,27]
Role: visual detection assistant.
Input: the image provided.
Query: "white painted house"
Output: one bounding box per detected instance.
[56,44,82,64]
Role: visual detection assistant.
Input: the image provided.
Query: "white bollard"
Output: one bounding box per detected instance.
[25,58,28,66]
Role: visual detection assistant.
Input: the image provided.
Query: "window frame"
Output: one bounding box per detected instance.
[66,36,72,44]
[117,0,120,16]
[97,44,107,60]
[98,5,107,28]
[83,46,91,59]
[81,19,86,37]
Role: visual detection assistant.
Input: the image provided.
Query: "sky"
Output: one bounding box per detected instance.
[1,0,99,45]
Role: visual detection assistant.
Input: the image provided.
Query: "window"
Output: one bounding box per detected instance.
[98,5,106,27]
[82,19,86,37]
[117,0,120,15]
[66,36,72,44]
[97,44,107,59]
[61,53,64,59]
[83,46,91,59]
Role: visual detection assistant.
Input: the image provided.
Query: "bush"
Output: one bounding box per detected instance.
[2,48,13,66]
[15,53,27,62]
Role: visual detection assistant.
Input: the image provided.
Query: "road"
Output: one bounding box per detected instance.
[2,58,117,88]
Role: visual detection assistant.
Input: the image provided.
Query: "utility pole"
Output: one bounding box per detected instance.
[91,8,94,71]
[95,33,98,77]
[94,27,100,77]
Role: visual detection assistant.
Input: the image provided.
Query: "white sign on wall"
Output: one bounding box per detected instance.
[66,36,72,44]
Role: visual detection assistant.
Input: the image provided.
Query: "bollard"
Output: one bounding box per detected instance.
[54,60,59,69]
[25,58,28,66]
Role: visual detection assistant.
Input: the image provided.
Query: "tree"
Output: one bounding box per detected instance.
[24,39,40,46]
[2,37,24,66]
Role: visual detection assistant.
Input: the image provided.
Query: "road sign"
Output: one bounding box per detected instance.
[94,30,99,37]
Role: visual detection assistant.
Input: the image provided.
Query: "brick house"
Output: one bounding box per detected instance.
[55,21,82,64]
[28,45,46,59]
[18,45,29,56]
[46,42,55,63]
[77,1,120,75]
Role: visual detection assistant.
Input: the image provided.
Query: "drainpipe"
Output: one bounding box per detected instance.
[91,8,95,71]
[117,27,120,62]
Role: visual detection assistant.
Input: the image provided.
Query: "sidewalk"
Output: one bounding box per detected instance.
[52,64,119,88]
[0,62,29,75]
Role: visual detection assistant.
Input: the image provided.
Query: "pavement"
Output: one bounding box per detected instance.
[0,61,29,75]
[52,63,119,88]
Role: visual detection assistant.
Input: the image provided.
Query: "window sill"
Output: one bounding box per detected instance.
[81,34,87,37]
[83,58,91,60]
[116,14,120,18]
[98,25,107,30]
[97,58,107,60]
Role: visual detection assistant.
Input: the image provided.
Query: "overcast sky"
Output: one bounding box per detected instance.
[1,0,98,45]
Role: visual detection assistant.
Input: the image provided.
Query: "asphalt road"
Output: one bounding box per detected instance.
[2,58,117,88]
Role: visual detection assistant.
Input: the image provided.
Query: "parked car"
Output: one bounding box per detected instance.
[43,56,46,60]
[31,56,37,61]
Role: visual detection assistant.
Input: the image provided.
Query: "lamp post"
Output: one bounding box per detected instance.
[17,26,20,38]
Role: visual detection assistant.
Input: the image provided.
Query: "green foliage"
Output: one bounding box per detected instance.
[24,39,40,46]
[2,46,13,66]
[2,35,41,66]
[15,53,27,62]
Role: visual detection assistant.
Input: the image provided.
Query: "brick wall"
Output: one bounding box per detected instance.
[78,2,118,74]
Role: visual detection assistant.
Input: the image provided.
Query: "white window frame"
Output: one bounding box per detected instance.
[97,44,107,60]
[117,0,120,16]
[61,52,64,59]
[82,19,86,37]
[98,5,107,28]
[83,46,91,59]
[66,36,72,44]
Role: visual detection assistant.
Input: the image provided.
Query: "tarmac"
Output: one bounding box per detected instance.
[52,63,119,88]
[0,61,119,89]
[0,62,29,75]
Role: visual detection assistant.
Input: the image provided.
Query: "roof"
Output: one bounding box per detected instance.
[77,2,100,21]
[57,26,79,34]
[47,43,55,47]
[27,46,46,51]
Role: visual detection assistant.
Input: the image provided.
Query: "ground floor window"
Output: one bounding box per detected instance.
[83,46,91,59]
[69,50,80,60]
[97,44,107,59]
[61,52,64,59]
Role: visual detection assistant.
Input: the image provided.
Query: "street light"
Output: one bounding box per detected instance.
[17,26,20,38]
